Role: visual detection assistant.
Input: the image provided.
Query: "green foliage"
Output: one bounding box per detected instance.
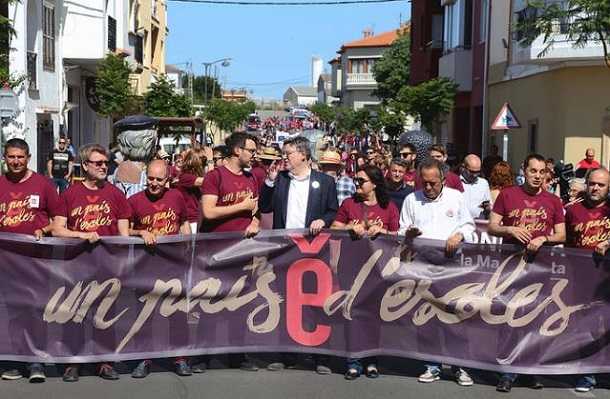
[96,54,133,119]
[334,107,370,134]
[191,75,223,103]
[309,103,336,125]
[204,99,256,134]
[395,78,458,133]
[370,105,405,141]
[144,74,192,117]
[515,0,610,67]
[372,31,411,102]
[1,0,26,88]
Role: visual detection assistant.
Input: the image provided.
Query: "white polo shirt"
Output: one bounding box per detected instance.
[460,175,491,219]
[399,187,475,242]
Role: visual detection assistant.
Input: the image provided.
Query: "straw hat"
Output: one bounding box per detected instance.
[319,150,342,165]
[257,147,281,160]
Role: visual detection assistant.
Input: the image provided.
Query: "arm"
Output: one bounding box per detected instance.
[192,177,204,187]
[129,223,157,245]
[201,194,253,220]
[179,221,192,235]
[51,216,99,242]
[47,159,53,177]
[67,161,74,179]
[398,196,414,235]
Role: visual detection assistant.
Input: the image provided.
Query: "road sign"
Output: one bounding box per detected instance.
[491,102,521,130]
[0,87,18,119]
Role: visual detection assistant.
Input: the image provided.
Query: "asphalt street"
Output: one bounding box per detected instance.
[0,357,601,399]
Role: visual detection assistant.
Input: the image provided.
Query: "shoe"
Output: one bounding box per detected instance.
[575,376,595,393]
[267,362,285,371]
[98,363,119,380]
[239,360,258,372]
[131,360,151,379]
[344,367,360,380]
[455,368,473,386]
[527,375,544,390]
[315,365,331,375]
[496,377,513,392]
[62,366,79,383]
[175,359,192,376]
[191,362,206,374]
[365,364,379,379]
[418,368,440,383]
[29,363,45,383]
[1,369,22,380]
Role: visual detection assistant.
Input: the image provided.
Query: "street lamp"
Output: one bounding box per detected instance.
[202,58,232,104]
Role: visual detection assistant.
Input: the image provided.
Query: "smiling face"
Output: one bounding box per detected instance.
[388,163,406,184]
[83,151,109,182]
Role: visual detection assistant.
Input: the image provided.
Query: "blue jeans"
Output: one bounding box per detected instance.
[347,357,377,372]
[426,363,463,374]
[52,178,69,193]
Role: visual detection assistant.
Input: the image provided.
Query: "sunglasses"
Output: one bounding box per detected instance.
[86,160,109,167]
[353,177,370,186]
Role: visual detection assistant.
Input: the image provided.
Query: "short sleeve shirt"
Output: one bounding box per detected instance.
[492,185,565,244]
[60,182,132,236]
[565,201,610,249]
[334,197,399,232]
[201,166,259,233]
[48,150,74,179]
[128,189,187,235]
[0,172,63,234]
[176,173,202,223]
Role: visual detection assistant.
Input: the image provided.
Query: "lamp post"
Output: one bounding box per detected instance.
[202,58,231,105]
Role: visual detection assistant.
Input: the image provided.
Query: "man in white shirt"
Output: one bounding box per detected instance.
[460,154,491,219]
[398,158,475,386]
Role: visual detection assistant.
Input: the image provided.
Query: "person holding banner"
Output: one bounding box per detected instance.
[398,158,476,387]
[52,144,132,382]
[488,153,566,392]
[0,138,64,383]
[331,164,399,380]
[564,167,610,392]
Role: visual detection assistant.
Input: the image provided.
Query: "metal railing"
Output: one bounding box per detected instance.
[346,72,376,84]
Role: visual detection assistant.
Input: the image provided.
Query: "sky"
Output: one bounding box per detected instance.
[165,0,410,101]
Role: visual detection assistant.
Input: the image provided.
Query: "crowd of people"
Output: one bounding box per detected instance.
[0,129,608,392]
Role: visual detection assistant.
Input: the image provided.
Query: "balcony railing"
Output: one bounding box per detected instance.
[27,52,37,90]
[346,73,376,85]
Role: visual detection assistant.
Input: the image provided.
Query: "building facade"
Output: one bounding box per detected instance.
[283,86,317,107]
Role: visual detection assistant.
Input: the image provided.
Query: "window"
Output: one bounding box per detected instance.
[135,35,143,64]
[480,0,489,43]
[464,0,472,48]
[108,16,117,51]
[129,0,138,32]
[42,3,55,71]
[528,121,538,153]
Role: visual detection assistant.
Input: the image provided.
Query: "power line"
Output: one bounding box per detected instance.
[168,0,406,6]
[226,75,310,86]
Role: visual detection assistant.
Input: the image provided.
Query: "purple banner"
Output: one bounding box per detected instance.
[0,230,608,374]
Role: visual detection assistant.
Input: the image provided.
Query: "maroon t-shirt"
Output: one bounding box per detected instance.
[60,182,132,236]
[200,166,259,233]
[0,172,63,234]
[250,165,267,191]
[128,189,187,235]
[565,201,610,249]
[334,197,400,232]
[492,185,565,244]
[176,173,202,223]
[415,170,464,192]
[403,170,416,187]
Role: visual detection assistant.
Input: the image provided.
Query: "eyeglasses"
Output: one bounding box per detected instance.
[86,160,109,167]
[400,152,415,158]
[353,177,370,186]
[241,147,257,155]
[58,141,66,145]
[282,150,298,158]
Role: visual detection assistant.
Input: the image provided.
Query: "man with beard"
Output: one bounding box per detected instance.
[398,143,417,187]
[399,158,475,386]
[0,138,63,383]
[386,158,413,209]
[488,153,566,392]
[52,144,132,382]
[460,154,491,219]
[564,168,610,392]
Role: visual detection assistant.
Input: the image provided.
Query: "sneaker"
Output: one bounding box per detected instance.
[496,377,513,393]
[98,363,119,380]
[29,363,45,383]
[62,366,79,383]
[418,368,440,383]
[315,365,331,375]
[575,376,595,393]
[267,362,285,371]
[455,368,473,386]
[175,359,192,376]
[365,364,379,379]
[240,360,259,372]
[344,367,360,381]
[1,369,22,380]
[191,362,206,374]
[131,360,151,379]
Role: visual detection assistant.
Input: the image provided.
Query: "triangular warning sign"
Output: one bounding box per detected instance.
[491,102,521,130]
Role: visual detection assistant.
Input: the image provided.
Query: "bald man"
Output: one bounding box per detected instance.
[460,154,491,219]
[576,148,601,178]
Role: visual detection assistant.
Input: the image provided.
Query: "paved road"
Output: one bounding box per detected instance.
[0,358,599,399]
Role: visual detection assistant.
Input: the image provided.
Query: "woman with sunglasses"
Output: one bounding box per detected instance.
[331,164,399,380]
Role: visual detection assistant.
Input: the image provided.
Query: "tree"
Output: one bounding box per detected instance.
[370,105,405,142]
[372,31,411,102]
[395,77,458,133]
[515,0,610,67]
[144,74,192,117]
[309,103,336,127]
[204,99,255,135]
[96,53,133,119]
[1,0,26,88]
[191,75,222,103]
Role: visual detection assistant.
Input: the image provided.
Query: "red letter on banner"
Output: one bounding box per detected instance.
[286,258,332,346]
[289,233,331,255]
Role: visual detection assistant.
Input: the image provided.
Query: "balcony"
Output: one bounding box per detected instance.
[512,35,606,66]
[27,52,37,90]
[438,48,473,91]
[346,73,376,86]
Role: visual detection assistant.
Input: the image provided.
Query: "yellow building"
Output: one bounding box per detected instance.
[128,0,168,95]
[487,1,610,169]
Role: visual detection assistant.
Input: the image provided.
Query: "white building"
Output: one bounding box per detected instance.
[283,86,317,107]
[165,64,185,95]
